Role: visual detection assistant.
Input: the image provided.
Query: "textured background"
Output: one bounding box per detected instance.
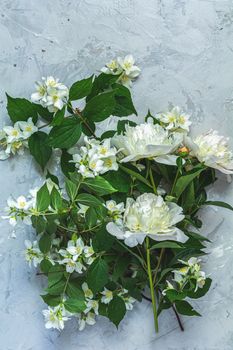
[1,1,233,349]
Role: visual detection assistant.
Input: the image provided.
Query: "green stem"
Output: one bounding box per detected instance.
[153,248,164,285]
[149,167,157,194]
[146,237,159,333]
[170,169,179,196]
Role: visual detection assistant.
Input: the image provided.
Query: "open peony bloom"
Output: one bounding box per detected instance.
[106,193,188,247]
[185,130,233,174]
[112,123,183,165]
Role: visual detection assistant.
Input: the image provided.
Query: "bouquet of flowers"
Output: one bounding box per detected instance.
[1,55,233,333]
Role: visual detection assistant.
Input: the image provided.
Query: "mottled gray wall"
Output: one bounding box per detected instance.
[1,1,233,349]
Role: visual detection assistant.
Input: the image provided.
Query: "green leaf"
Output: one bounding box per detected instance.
[6,94,38,123]
[83,176,117,196]
[87,73,120,100]
[61,150,75,177]
[119,164,153,189]
[48,118,82,149]
[46,171,59,186]
[36,183,50,211]
[83,91,116,122]
[117,120,136,134]
[187,278,212,299]
[101,130,116,140]
[51,106,66,126]
[150,241,183,250]
[103,169,131,193]
[113,84,137,117]
[39,233,52,253]
[112,255,129,281]
[65,178,79,201]
[184,230,210,242]
[85,207,98,228]
[76,193,103,207]
[166,289,187,302]
[175,300,201,316]
[31,215,46,233]
[28,131,52,170]
[48,265,64,288]
[64,298,86,313]
[108,296,126,327]
[50,187,63,210]
[92,225,115,252]
[173,167,205,199]
[87,257,108,293]
[69,76,93,101]
[33,104,53,122]
[46,279,66,295]
[204,201,233,211]
[66,281,85,299]
[41,294,61,307]
[40,259,53,273]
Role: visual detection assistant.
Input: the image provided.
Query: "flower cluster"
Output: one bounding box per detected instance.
[156,106,191,133]
[70,137,119,178]
[0,118,37,160]
[58,237,95,273]
[2,189,37,226]
[106,193,187,247]
[31,76,69,112]
[42,284,136,331]
[163,257,206,294]
[101,54,140,87]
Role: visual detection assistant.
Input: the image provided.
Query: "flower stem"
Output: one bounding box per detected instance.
[170,169,179,196]
[146,237,159,333]
[149,167,157,195]
[153,248,164,285]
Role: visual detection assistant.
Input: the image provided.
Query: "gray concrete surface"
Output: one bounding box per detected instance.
[0,1,233,349]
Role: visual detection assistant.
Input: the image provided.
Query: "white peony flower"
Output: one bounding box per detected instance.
[24,240,43,267]
[42,304,70,331]
[112,123,183,165]
[185,130,233,174]
[31,76,68,113]
[156,106,191,133]
[106,193,187,247]
[77,312,96,331]
[101,288,113,304]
